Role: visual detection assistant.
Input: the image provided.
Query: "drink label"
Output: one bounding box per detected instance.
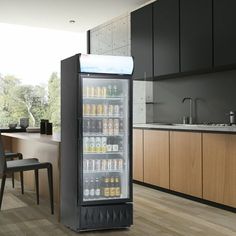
[104,188,110,197]
[113,144,119,152]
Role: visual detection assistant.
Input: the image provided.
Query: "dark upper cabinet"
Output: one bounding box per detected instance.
[153,0,179,77]
[131,4,153,80]
[180,0,213,72]
[214,0,236,67]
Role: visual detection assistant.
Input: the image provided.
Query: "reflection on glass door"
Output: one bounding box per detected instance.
[82,77,130,202]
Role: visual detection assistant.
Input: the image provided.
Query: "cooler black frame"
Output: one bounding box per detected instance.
[61,53,133,231]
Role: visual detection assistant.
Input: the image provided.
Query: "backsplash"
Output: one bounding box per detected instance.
[153,69,236,124]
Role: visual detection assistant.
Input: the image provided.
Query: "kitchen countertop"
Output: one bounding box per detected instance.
[2,132,61,144]
[133,123,236,133]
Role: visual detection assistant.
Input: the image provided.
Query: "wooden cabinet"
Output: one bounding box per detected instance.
[180,0,212,72]
[203,133,236,208]
[131,4,153,80]
[153,0,179,77]
[170,131,202,198]
[133,129,144,182]
[214,0,236,67]
[144,130,169,189]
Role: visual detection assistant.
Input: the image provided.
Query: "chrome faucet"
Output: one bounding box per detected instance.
[182,97,193,124]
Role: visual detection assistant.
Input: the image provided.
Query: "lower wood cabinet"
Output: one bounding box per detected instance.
[170,131,202,198]
[203,133,236,208]
[144,130,169,189]
[133,129,144,182]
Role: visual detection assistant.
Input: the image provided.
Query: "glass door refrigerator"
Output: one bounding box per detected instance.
[61,54,134,232]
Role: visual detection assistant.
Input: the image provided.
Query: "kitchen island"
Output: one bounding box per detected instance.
[1,132,61,218]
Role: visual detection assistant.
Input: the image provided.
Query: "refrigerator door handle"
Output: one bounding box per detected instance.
[78,118,83,141]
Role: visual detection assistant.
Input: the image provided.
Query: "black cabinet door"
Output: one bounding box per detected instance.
[180,0,212,72]
[153,0,179,77]
[131,4,153,80]
[214,0,236,67]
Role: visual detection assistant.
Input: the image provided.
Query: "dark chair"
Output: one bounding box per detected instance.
[0,133,54,214]
[5,152,24,192]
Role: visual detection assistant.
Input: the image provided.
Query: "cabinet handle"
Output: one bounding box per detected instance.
[144,72,147,81]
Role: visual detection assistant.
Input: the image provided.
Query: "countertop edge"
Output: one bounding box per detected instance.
[133,124,236,134]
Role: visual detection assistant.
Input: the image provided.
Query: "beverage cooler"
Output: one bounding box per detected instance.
[61,54,134,232]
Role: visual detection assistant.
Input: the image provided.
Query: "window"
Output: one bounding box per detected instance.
[0,23,86,129]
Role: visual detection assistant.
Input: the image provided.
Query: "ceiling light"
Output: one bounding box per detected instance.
[69,20,76,24]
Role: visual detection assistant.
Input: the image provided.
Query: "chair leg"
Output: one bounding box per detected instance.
[12,172,15,188]
[47,164,54,215]
[0,174,7,210]
[20,171,24,194]
[35,169,39,205]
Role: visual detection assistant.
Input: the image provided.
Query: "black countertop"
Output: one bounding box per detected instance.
[0,127,26,133]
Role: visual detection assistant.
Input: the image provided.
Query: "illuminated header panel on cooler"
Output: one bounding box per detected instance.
[79,54,134,75]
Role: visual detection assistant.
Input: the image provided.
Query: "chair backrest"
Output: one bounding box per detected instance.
[0,132,6,174]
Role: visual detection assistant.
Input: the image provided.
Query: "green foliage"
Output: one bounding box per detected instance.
[0,73,60,129]
[46,72,61,130]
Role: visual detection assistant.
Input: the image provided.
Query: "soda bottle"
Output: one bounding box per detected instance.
[95,178,101,198]
[103,177,110,198]
[110,176,116,197]
[84,178,90,199]
[89,178,95,199]
[115,176,121,197]
[107,85,112,97]
[112,85,118,97]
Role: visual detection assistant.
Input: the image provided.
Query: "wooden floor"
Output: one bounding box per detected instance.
[0,180,236,236]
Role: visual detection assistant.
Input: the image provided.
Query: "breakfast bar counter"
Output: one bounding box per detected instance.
[1,132,61,218]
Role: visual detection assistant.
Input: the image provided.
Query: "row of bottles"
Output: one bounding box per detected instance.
[83,85,121,98]
[83,119,124,135]
[83,104,123,117]
[83,136,123,153]
[83,158,123,172]
[83,176,121,199]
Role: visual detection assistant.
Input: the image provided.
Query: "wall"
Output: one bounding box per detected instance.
[90,13,153,124]
[153,69,236,124]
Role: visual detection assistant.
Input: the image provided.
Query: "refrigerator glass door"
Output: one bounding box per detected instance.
[82,77,130,202]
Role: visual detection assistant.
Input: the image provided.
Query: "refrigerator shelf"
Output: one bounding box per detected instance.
[84,196,125,201]
[83,133,125,137]
[83,152,123,155]
[83,170,123,174]
[83,115,124,119]
[83,96,124,100]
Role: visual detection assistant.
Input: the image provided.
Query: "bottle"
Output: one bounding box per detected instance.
[101,137,107,153]
[102,86,107,98]
[108,105,114,116]
[84,178,90,199]
[97,120,103,134]
[112,137,119,152]
[103,177,110,198]
[91,120,96,133]
[108,119,113,135]
[95,137,102,153]
[112,85,118,97]
[83,137,90,153]
[119,120,124,133]
[107,85,112,97]
[103,119,108,135]
[89,137,95,153]
[107,137,112,152]
[110,176,116,197]
[115,176,121,197]
[89,178,95,199]
[95,178,101,198]
[113,119,119,135]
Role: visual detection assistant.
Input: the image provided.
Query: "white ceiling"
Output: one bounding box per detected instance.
[0,0,151,32]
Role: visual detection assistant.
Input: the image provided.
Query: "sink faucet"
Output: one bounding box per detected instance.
[182,97,193,124]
